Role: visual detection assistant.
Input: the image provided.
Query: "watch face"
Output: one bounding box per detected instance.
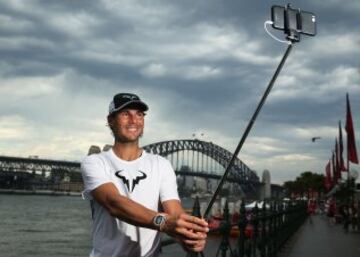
[154,215,165,225]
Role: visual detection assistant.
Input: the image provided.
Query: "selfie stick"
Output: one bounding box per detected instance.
[203,42,294,219]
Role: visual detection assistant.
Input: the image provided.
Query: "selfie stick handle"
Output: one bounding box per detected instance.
[203,43,294,219]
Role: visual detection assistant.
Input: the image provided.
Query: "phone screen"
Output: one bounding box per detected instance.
[300,11,316,36]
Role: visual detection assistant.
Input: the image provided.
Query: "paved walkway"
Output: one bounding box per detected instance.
[279,215,360,257]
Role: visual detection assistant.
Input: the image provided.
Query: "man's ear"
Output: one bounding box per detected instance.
[107,115,114,129]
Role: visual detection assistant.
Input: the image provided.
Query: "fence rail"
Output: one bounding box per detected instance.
[161,198,308,257]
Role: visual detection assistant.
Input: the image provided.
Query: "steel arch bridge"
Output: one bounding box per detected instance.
[0,139,260,196]
[143,139,260,186]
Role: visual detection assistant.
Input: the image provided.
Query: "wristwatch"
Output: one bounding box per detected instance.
[153,214,167,231]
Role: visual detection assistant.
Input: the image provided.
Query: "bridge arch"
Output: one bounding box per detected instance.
[143,139,259,184]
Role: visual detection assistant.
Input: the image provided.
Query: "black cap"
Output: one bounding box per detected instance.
[108,93,148,114]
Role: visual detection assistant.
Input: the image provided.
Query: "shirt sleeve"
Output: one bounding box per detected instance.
[81,154,112,200]
[159,158,180,203]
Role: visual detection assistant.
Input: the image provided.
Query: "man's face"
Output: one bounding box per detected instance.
[109,108,145,143]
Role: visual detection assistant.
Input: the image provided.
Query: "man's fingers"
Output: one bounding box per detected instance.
[178,214,208,232]
[178,221,209,233]
[176,228,207,240]
[183,239,206,252]
[183,238,206,246]
[166,225,206,241]
[163,213,209,244]
[182,214,208,226]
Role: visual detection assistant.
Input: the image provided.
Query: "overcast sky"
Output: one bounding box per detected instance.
[1,0,359,184]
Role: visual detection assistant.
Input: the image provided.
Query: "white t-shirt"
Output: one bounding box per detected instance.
[81,149,180,257]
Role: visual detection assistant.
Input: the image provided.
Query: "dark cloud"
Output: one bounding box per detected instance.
[0,0,359,182]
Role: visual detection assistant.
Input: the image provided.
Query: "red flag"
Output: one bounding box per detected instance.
[324,160,332,191]
[331,151,338,184]
[345,93,359,164]
[338,120,346,171]
[335,139,341,182]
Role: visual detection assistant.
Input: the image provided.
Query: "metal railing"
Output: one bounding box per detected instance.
[161,197,308,257]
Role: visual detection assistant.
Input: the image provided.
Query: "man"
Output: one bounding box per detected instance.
[81,93,208,257]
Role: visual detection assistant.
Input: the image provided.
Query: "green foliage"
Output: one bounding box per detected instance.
[283,171,325,197]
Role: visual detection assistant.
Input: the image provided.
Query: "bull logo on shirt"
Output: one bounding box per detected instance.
[115,170,147,192]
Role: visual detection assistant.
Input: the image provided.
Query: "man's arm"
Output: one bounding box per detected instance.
[91,182,158,229]
[91,182,208,242]
[162,199,184,216]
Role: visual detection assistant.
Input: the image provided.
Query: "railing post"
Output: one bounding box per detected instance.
[274,201,281,256]
[357,200,360,232]
[216,200,234,257]
[268,201,274,257]
[273,201,279,257]
[237,199,246,257]
[192,196,202,217]
[260,201,267,257]
[277,201,284,248]
[283,200,291,241]
[251,203,259,257]
[289,200,296,238]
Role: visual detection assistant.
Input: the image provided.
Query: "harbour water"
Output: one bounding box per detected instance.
[0,194,91,257]
[0,194,224,257]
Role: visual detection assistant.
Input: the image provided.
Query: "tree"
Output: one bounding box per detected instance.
[283,171,325,198]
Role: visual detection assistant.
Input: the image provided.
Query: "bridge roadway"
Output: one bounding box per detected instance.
[278,214,360,257]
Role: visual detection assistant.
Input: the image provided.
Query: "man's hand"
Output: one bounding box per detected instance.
[161,213,208,252]
[181,235,206,252]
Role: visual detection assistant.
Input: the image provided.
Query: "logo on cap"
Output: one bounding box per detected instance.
[122,94,138,100]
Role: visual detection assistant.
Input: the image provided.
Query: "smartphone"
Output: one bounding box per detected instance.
[271,5,316,36]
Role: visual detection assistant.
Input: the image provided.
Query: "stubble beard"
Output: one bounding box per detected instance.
[114,131,143,144]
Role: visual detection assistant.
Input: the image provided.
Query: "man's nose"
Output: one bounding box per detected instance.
[128,113,137,123]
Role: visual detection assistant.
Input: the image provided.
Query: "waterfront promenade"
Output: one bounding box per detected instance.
[3,193,359,257]
[279,215,360,257]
